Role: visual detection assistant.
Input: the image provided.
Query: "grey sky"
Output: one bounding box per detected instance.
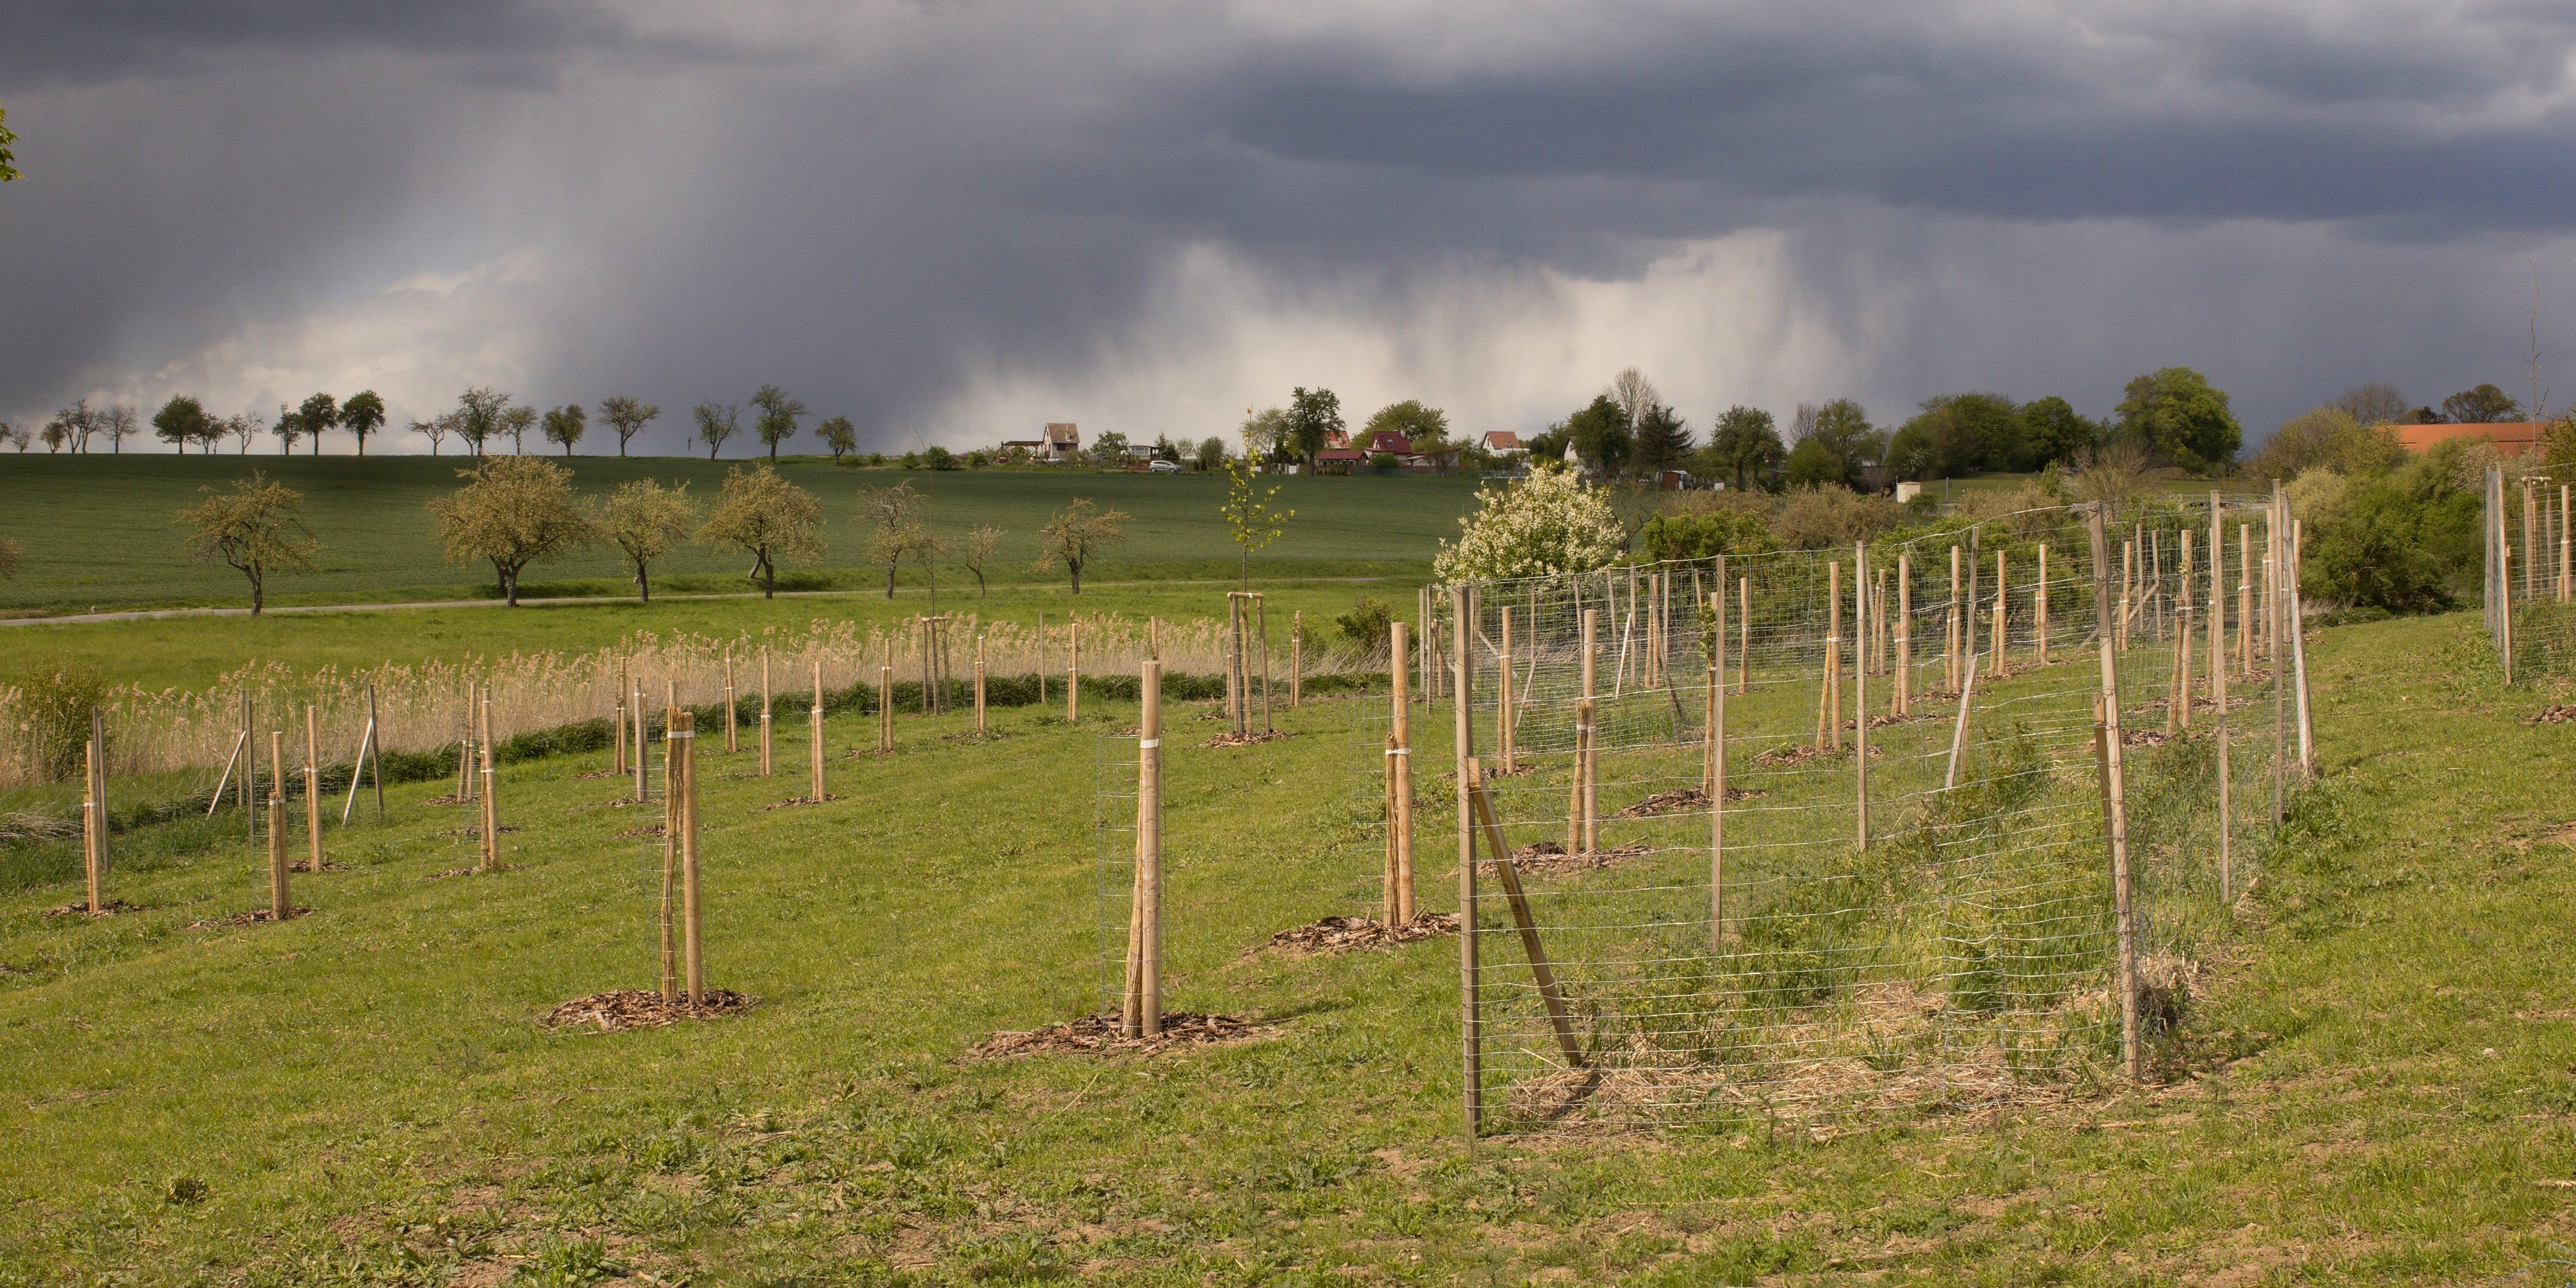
[4,1,2573,455]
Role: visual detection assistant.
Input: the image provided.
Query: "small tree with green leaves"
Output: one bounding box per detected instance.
[1218,455,1293,590]
[542,404,587,456]
[340,390,386,456]
[178,472,319,615]
[817,415,858,462]
[694,402,739,459]
[153,396,213,455]
[859,480,930,598]
[427,456,597,606]
[751,385,807,459]
[1035,498,1128,595]
[595,480,698,602]
[297,392,337,456]
[699,463,823,598]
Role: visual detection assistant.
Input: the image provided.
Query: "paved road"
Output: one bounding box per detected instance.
[0,577,1395,627]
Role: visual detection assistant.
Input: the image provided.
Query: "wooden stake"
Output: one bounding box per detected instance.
[1827,561,1843,751]
[1855,543,1869,851]
[2036,545,2049,665]
[724,646,739,754]
[2290,517,2314,780]
[1897,552,1913,715]
[268,731,290,921]
[479,689,498,872]
[631,676,647,803]
[1468,766,1588,1075]
[1067,619,1080,722]
[303,705,323,873]
[82,733,104,914]
[660,696,678,1001]
[759,647,774,777]
[1991,549,2006,679]
[1948,544,1962,690]
[1581,609,1599,853]
[974,633,988,736]
[676,710,703,1005]
[1498,607,1518,771]
[2212,492,2234,903]
[1708,585,1727,951]
[1138,661,1164,1037]
[2238,524,2254,677]
[614,658,629,776]
[1390,619,1416,923]
[810,657,827,799]
[1291,610,1304,707]
[2095,639,2141,1083]
[241,692,257,842]
[1737,576,1750,695]
[879,642,894,755]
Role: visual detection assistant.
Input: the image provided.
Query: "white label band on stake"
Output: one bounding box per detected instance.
[1139,739,1160,750]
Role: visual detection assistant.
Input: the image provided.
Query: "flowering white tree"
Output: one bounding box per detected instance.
[1432,463,1624,582]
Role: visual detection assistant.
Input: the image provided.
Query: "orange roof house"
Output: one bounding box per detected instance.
[2395,421,2544,459]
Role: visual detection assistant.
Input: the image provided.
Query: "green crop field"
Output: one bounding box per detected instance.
[1,608,2572,1285]
[0,455,1485,615]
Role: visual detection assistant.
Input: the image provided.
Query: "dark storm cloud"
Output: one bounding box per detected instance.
[5,3,2576,451]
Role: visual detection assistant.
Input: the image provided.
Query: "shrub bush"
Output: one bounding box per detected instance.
[1335,597,1394,650]
[12,658,110,783]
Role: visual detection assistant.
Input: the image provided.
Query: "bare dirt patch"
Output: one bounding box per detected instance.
[540,989,759,1031]
[1751,742,1878,769]
[1484,840,1652,878]
[965,1012,1270,1060]
[1257,913,1458,957]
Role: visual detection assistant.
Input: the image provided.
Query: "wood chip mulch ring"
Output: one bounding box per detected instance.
[419,794,471,807]
[763,795,837,809]
[540,989,759,1032]
[2526,704,2576,725]
[186,907,311,928]
[1256,912,1459,957]
[964,1012,1271,1060]
[1482,839,1652,878]
[289,860,344,874]
[1202,730,1291,749]
[614,824,667,839]
[573,769,625,781]
[941,729,1009,742]
[42,899,141,919]
[431,863,526,880]
[436,825,521,838]
[2122,729,2173,748]
[1751,743,1879,769]
[1611,787,1765,819]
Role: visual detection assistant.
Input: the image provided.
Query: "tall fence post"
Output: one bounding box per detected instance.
[660,697,679,1002]
[677,710,703,1005]
[810,658,829,800]
[724,646,740,754]
[2096,638,2141,1084]
[303,704,323,874]
[1854,542,1869,851]
[759,648,774,778]
[479,688,499,872]
[2211,491,2234,904]
[1708,569,1727,953]
[268,731,291,919]
[974,633,989,736]
[82,719,105,915]
[1127,660,1164,1038]
[1388,620,1416,923]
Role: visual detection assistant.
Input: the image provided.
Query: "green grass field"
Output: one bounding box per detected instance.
[2,607,2572,1285]
[0,455,1484,615]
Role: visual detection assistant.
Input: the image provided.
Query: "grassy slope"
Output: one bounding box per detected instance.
[0,455,1481,613]
[1,577,1425,694]
[0,612,2572,1285]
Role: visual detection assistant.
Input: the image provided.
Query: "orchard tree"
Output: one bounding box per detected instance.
[1431,464,1622,582]
[1219,455,1293,589]
[426,455,598,606]
[817,415,857,461]
[298,392,337,456]
[858,480,929,598]
[2113,367,2241,473]
[225,412,258,453]
[1034,498,1129,594]
[501,404,537,453]
[340,390,386,455]
[270,403,303,454]
[698,462,822,598]
[1240,406,1290,462]
[153,395,213,454]
[693,402,739,459]
[750,384,807,459]
[542,403,587,455]
[1194,436,1226,470]
[595,479,698,602]
[178,472,319,615]
[453,387,511,457]
[597,395,660,457]
[102,406,137,453]
[958,524,1002,596]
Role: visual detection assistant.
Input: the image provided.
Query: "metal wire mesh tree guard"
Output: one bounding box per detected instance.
[2483,463,2576,685]
[1348,496,2299,1136]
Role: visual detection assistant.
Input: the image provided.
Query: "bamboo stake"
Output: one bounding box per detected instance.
[241,692,257,842]
[2036,545,2050,665]
[878,643,894,755]
[268,731,290,921]
[209,729,247,819]
[2290,517,2314,780]
[1827,561,1843,749]
[615,658,630,776]
[2096,639,2140,1083]
[1944,651,1980,790]
[631,677,647,803]
[2212,492,2234,903]
[1450,584,1473,936]
[2239,524,2254,676]
[1948,545,1962,690]
[1460,739,1482,1141]
[1991,550,2007,679]
[303,705,322,873]
[2270,497,2288,823]
[1390,619,1416,923]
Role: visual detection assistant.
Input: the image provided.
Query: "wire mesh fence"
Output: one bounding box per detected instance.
[1334,496,2303,1135]
[2482,463,2576,685]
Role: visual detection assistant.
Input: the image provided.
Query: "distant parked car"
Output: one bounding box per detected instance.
[1148,459,1181,474]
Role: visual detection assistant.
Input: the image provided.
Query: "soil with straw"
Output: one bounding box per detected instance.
[541,989,759,1032]
[965,1012,1269,1060]
[186,907,310,928]
[1487,839,1652,878]
[1201,730,1290,748]
[43,899,141,918]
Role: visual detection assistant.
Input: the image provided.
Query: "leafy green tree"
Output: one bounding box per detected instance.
[1888,392,2017,479]
[2302,446,2481,613]
[1565,394,1631,476]
[698,463,823,598]
[1240,406,1291,461]
[2018,396,2100,468]
[179,472,319,614]
[1090,431,1130,468]
[340,390,386,456]
[750,384,806,459]
[297,392,337,456]
[817,415,858,462]
[597,396,659,457]
[427,456,598,606]
[1632,404,1693,476]
[501,405,537,453]
[1362,400,1450,451]
[693,402,739,459]
[1783,435,1847,488]
[1286,387,1344,463]
[1034,498,1129,594]
[594,479,697,601]
[1194,436,1226,470]
[0,106,17,182]
[2248,406,2407,481]
[2440,383,2521,424]
[1784,399,1879,488]
[2113,367,2241,472]
[541,403,587,456]
[924,444,961,470]
[1636,506,1776,561]
[152,396,213,455]
[1701,405,1783,491]
[270,403,303,455]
